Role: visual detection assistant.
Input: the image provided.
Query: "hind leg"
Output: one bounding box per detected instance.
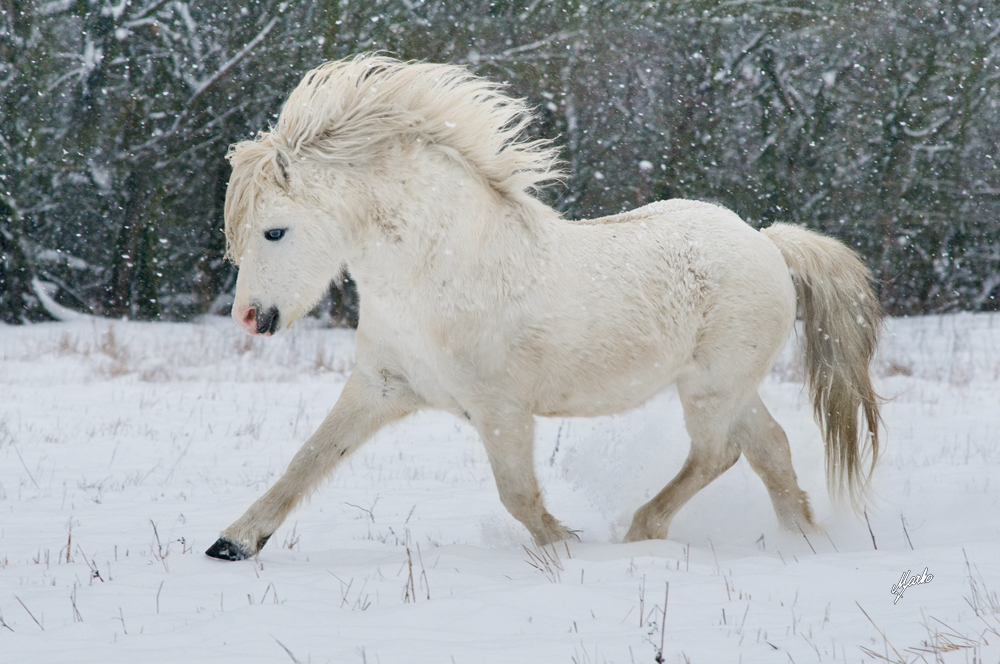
[624,380,743,543]
[732,393,814,531]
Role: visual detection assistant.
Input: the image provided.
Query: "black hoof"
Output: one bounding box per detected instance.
[205,537,252,561]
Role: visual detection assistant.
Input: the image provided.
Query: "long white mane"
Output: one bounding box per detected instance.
[225,54,563,261]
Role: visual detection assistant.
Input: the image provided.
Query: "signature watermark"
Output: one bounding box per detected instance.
[891,567,933,604]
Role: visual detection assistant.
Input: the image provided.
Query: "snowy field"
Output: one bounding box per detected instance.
[2,312,999,663]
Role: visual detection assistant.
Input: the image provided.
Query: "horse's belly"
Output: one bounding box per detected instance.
[531,353,687,418]
[536,389,667,418]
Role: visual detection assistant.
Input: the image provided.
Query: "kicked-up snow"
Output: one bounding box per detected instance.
[1,313,999,663]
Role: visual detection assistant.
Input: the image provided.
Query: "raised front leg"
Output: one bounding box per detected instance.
[475,407,573,546]
[206,368,418,560]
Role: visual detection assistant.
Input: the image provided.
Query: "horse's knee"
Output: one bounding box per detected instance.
[688,441,741,479]
[717,441,742,471]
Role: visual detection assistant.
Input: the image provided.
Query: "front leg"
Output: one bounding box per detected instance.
[475,407,574,546]
[206,368,418,560]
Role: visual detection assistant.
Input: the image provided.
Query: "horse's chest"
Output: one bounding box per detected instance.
[360,304,484,407]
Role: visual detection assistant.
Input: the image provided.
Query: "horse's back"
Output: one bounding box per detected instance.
[562,198,794,326]
[525,199,796,416]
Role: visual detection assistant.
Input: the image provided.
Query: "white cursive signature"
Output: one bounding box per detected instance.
[891,567,933,604]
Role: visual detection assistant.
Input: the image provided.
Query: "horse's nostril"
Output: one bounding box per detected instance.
[256,306,280,335]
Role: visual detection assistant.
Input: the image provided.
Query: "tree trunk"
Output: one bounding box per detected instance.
[0,207,53,324]
[104,170,150,318]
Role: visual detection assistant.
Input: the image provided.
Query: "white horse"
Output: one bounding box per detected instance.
[206,55,882,560]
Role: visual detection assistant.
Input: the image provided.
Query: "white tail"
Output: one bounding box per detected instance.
[763,223,883,508]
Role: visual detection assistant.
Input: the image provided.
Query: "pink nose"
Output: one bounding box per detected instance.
[239,306,258,334]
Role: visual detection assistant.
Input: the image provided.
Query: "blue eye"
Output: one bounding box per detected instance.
[264,228,287,241]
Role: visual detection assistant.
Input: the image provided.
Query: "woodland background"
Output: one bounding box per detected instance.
[2,0,999,324]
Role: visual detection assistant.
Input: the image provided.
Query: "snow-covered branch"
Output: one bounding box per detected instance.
[185,15,279,108]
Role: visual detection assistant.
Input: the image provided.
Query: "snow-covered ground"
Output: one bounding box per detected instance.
[2,313,999,663]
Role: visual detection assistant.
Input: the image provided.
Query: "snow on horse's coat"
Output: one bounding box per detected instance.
[206,55,882,560]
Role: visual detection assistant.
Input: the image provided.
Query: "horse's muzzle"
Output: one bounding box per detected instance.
[236,304,280,335]
[256,306,280,335]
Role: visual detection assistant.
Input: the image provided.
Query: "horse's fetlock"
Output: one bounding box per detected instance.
[532,517,574,546]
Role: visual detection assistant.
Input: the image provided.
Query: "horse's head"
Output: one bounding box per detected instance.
[224,143,352,336]
[221,54,565,336]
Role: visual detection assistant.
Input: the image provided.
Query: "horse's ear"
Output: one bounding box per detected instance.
[274,149,292,189]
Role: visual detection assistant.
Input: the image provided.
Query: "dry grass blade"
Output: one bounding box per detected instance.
[797,523,816,554]
[11,442,41,491]
[906,616,980,658]
[864,508,878,550]
[522,543,563,583]
[77,545,104,583]
[14,596,43,630]
[655,582,669,664]
[856,601,905,663]
[900,514,914,550]
[273,636,304,664]
[403,546,417,603]
[857,645,906,663]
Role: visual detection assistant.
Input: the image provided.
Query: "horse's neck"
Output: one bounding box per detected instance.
[346,149,556,292]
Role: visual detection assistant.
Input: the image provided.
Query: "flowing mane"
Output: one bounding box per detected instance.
[225,54,562,261]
